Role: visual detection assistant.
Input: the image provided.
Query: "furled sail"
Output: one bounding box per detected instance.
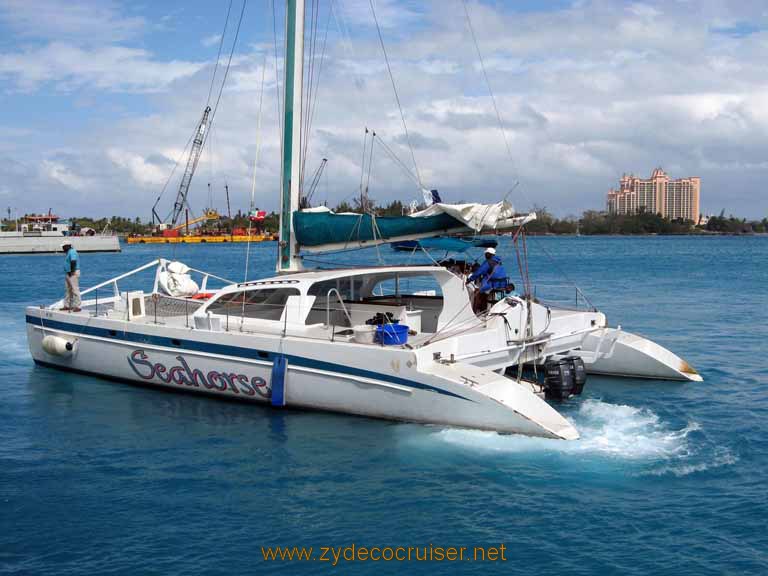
[293,202,535,253]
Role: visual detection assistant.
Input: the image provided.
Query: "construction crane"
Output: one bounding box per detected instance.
[152,106,212,228]
[170,208,220,233]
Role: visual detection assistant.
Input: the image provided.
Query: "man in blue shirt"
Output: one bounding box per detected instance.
[467,247,508,312]
[62,242,81,312]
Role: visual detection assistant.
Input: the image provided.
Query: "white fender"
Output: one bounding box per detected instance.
[42,335,77,358]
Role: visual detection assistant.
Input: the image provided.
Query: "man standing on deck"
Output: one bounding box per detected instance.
[61,242,81,312]
[466,247,508,312]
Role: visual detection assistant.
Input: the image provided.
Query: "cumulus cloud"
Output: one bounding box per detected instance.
[0,0,144,43]
[41,159,91,191]
[202,33,222,48]
[106,149,172,188]
[0,43,205,93]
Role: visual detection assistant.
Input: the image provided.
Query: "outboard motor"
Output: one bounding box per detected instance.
[565,356,587,395]
[543,358,575,401]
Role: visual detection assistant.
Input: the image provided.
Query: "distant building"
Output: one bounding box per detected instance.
[607,168,700,222]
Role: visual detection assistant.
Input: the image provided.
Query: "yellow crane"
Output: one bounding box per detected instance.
[171,209,220,233]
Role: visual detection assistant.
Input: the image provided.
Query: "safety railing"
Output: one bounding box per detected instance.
[529,282,597,311]
[55,258,234,314]
[325,288,354,341]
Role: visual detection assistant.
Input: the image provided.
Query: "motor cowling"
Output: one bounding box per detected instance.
[543,358,575,401]
[566,356,587,395]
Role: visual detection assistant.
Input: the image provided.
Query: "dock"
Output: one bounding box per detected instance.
[126,234,276,245]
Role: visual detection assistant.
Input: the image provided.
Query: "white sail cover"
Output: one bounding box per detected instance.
[411,201,535,231]
[158,261,200,297]
[293,202,536,253]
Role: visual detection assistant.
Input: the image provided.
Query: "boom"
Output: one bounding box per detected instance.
[170,106,212,226]
[170,209,219,232]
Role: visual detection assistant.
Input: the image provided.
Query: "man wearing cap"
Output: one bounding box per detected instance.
[466,247,507,312]
[61,242,81,312]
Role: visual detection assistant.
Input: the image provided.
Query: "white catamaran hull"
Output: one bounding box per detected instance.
[26,309,579,440]
[575,328,702,382]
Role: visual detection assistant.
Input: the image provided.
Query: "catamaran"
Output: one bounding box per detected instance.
[25,1,700,440]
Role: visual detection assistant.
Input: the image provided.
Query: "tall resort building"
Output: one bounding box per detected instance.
[607,168,700,221]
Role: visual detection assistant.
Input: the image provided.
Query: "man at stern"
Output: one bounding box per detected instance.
[61,242,81,312]
[466,247,509,312]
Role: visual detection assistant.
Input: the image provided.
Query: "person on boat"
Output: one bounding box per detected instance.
[61,242,81,312]
[466,247,507,312]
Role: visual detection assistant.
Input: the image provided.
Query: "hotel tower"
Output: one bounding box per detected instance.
[607,168,700,222]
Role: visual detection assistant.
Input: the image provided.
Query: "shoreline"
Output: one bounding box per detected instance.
[521,232,768,238]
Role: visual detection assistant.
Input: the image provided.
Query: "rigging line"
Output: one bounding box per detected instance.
[530,236,596,309]
[301,0,322,193]
[358,127,369,207]
[369,0,423,190]
[521,228,532,296]
[461,0,512,160]
[300,0,316,192]
[462,0,536,213]
[329,0,378,152]
[364,130,376,211]
[156,131,195,224]
[307,4,331,140]
[323,157,329,206]
[422,291,483,344]
[371,214,384,265]
[207,119,215,206]
[271,0,283,143]
[329,0,371,118]
[302,0,332,191]
[206,0,234,109]
[210,0,247,128]
[373,135,420,186]
[244,47,268,285]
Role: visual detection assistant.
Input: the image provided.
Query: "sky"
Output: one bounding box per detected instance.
[1,0,767,221]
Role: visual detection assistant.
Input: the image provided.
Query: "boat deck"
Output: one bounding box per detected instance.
[63,292,488,348]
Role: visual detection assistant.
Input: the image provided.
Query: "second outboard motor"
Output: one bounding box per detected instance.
[565,356,587,395]
[543,358,575,401]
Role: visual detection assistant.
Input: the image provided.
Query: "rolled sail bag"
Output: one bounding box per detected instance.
[158,261,200,297]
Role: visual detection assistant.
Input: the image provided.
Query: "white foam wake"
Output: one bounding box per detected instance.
[429,399,699,460]
[0,308,32,363]
[643,447,738,477]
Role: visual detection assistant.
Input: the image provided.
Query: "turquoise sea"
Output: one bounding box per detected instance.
[1,236,766,575]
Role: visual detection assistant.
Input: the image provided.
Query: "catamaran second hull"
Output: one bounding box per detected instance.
[26,309,578,440]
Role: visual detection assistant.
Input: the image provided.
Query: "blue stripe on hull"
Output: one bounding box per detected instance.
[26,315,471,401]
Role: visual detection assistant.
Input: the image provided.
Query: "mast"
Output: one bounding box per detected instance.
[277,0,305,272]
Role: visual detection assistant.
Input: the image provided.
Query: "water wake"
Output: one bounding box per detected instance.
[430,399,700,461]
[642,447,738,477]
[0,308,31,364]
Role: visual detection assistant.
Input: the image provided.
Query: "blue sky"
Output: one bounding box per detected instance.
[1,0,767,220]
